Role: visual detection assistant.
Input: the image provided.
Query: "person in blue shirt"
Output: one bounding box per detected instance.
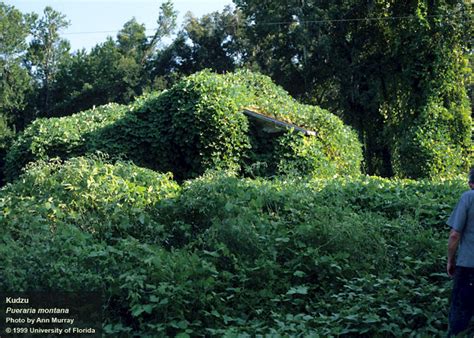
[447,168,474,336]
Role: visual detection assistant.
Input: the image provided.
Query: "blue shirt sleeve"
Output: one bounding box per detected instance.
[447,193,468,233]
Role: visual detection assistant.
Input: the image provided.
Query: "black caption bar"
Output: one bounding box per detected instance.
[0,292,102,337]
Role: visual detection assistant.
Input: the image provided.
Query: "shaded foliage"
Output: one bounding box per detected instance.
[234,0,472,178]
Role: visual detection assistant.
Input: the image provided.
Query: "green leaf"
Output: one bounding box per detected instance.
[293,270,306,277]
[287,285,308,295]
[175,333,190,338]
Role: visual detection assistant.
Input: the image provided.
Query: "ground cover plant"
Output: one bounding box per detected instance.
[0,156,466,336]
[3,70,362,182]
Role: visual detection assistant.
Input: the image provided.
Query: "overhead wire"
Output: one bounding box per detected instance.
[60,8,470,36]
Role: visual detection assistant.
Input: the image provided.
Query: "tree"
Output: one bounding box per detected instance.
[0,2,32,129]
[48,1,178,116]
[151,6,248,87]
[0,3,34,183]
[117,18,147,58]
[50,38,126,114]
[140,0,177,66]
[48,49,96,115]
[115,19,148,101]
[26,6,70,117]
[183,6,247,72]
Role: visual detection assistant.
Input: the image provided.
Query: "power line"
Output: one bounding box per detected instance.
[63,28,158,36]
[248,10,469,26]
[60,10,470,36]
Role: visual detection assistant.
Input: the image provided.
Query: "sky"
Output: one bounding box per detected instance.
[7,0,234,51]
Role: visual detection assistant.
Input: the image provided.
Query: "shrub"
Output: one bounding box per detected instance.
[0,156,179,244]
[4,70,362,182]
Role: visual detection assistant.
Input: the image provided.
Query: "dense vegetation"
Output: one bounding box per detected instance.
[1,1,471,178]
[4,70,362,182]
[234,0,473,177]
[0,156,466,336]
[0,0,472,335]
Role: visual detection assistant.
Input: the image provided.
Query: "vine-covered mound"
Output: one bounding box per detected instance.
[4,70,362,181]
[0,157,466,336]
[3,103,128,181]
